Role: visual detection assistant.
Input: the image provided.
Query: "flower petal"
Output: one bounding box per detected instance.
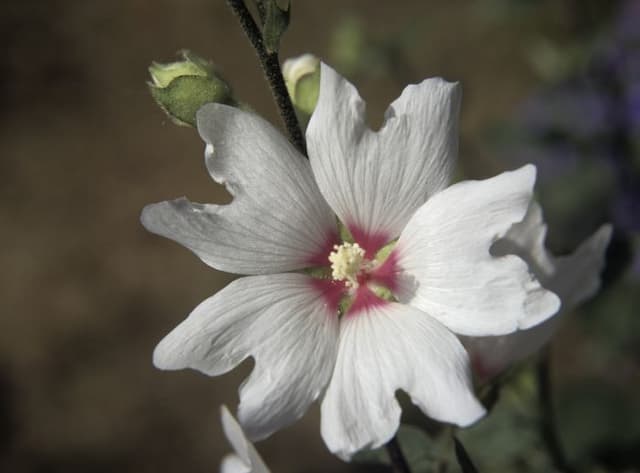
[493,202,612,308]
[320,302,485,460]
[306,63,461,252]
[141,104,337,275]
[395,165,561,336]
[154,274,339,440]
[491,201,555,278]
[466,221,612,379]
[221,405,270,473]
[220,455,250,473]
[548,224,612,306]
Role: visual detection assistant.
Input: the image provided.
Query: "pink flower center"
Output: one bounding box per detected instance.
[308,225,399,317]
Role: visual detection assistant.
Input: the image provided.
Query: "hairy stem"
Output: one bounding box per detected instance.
[226,0,307,156]
[385,435,412,473]
[537,351,577,473]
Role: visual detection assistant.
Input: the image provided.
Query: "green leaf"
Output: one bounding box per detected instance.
[262,0,290,53]
[149,75,232,127]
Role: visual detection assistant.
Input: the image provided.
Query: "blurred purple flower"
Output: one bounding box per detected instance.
[626,82,640,131]
[519,84,611,140]
[613,0,640,42]
[614,185,640,233]
[503,0,639,276]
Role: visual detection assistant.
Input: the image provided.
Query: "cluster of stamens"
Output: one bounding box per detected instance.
[328,242,367,289]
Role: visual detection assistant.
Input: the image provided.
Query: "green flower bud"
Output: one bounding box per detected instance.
[148,51,234,127]
[283,53,320,120]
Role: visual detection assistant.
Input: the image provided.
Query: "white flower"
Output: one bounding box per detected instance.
[463,202,612,380]
[141,63,560,460]
[220,405,270,473]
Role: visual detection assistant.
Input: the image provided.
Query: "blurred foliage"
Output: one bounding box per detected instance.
[355,424,458,473]
[328,15,418,85]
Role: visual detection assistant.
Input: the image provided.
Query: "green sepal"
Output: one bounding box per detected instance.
[337,294,353,318]
[148,51,234,127]
[337,220,354,244]
[263,0,290,53]
[292,66,319,116]
[301,266,332,279]
[374,238,397,263]
[149,75,232,127]
[368,283,396,302]
[149,51,213,88]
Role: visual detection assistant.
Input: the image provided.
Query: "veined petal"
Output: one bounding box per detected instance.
[320,302,485,460]
[141,104,337,275]
[395,165,561,337]
[467,220,612,379]
[307,63,460,252]
[154,274,339,440]
[538,223,612,308]
[491,201,555,279]
[220,455,250,473]
[493,202,613,308]
[220,405,270,473]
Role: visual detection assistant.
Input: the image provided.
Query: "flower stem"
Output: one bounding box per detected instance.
[453,436,479,473]
[225,0,307,157]
[385,435,412,473]
[537,351,577,473]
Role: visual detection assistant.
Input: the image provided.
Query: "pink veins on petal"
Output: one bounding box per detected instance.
[347,286,389,316]
[347,225,390,258]
[309,278,345,314]
[368,250,399,292]
[306,230,341,267]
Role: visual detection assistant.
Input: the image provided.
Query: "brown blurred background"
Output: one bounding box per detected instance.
[1,1,637,472]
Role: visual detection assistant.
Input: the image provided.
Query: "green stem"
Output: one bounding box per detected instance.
[385,435,412,473]
[454,436,479,473]
[226,0,307,156]
[537,351,577,473]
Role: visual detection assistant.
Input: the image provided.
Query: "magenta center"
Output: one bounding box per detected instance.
[308,225,399,317]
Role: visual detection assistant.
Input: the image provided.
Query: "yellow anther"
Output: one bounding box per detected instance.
[328,242,365,288]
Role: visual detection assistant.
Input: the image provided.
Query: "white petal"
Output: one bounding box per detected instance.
[542,223,612,308]
[491,201,556,279]
[220,455,250,473]
[306,63,460,252]
[221,406,270,473]
[141,104,336,275]
[494,203,612,308]
[154,274,339,440]
[395,165,561,336]
[462,315,564,381]
[320,302,485,460]
[467,222,612,378]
